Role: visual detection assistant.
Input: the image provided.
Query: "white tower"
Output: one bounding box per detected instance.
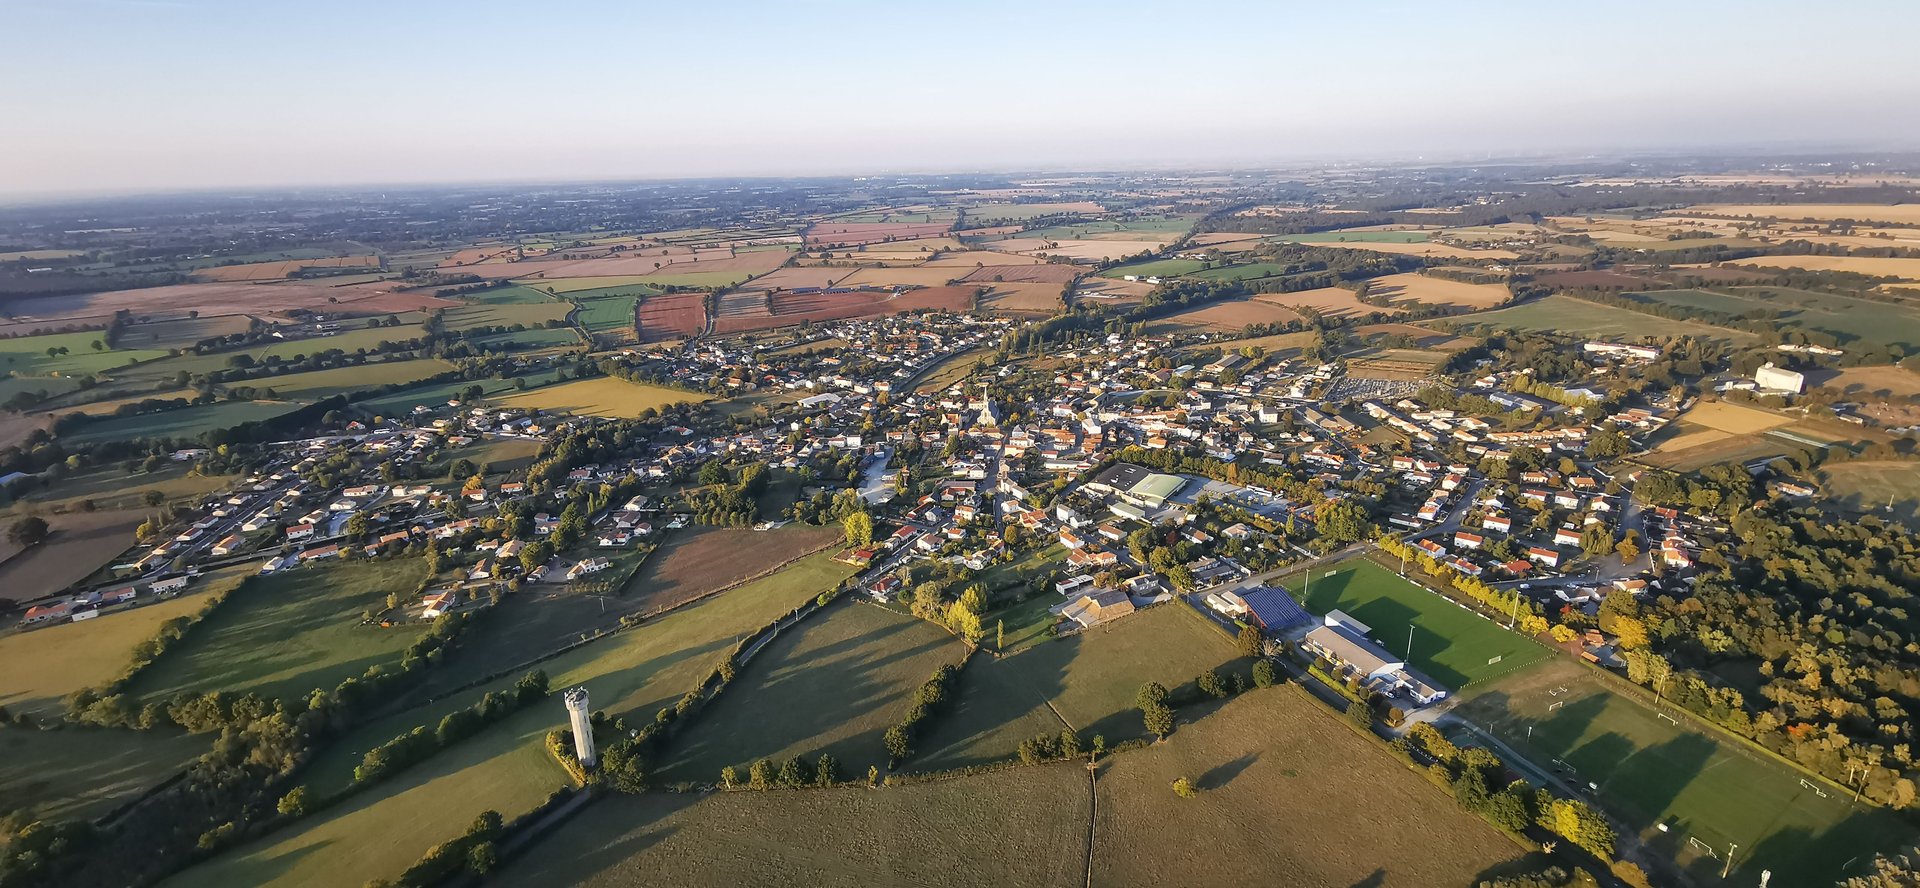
[563,687,596,769]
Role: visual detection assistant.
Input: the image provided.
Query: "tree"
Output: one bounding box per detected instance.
[1135,682,1169,711]
[467,842,499,875]
[7,516,49,547]
[719,766,739,789]
[1196,668,1228,699]
[1237,623,1264,658]
[1615,534,1641,564]
[698,459,730,486]
[1172,776,1198,798]
[841,510,873,547]
[884,725,911,762]
[1313,499,1371,545]
[1346,699,1372,728]
[520,539,553,573]
[815,753,838,787]
[1252,660,1278,688]
[748,758,774,790]
[142,489,166,507]
[276,786,311,817]
[1142,702,1175,738]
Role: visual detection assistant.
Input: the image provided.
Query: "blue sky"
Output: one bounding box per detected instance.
[2,0,1916,195]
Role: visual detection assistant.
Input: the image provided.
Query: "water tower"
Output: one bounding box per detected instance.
[563,687,596,769]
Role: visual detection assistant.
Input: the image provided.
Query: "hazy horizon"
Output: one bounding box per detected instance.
[5,0,1919,198]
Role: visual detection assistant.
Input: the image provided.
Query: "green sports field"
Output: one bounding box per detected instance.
[1284,558,1549,689]
[1455,657,1912,885]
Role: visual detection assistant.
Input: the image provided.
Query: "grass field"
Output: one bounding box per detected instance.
[1286,558,1550,689]
[491,762,1089,887]
[489,376,709,418]
[1634,286,1920,348]
[635,270,755,289]
[913,346,991,393]
[1097,258,1205,279]
[474,326,581,349]
[0,509,146,601]
[61,399,297,444]
[1817,460,1920,526]
[181,555,856,887]
[1141,297,1303,333]
[912,605,1247,770]
[7,463,231,515]
[572,294,639,332]
[126,560,431,705]
[0,726,207,822]
[241,357,450,401]
[0,573,243,717]
[1186,261,1292,282]
[658,602,966,782]
[1459,295,1754,343]
[1456,657,1913,885]
[518,276,664,294]
[620,526,838,612]
[455,285,556,305]
[440,302,571,331]
[117,314,256,350]
[1094,686,1525,887]
[0,331,169,378]
[1278,229,1431,244]
[352,370,567,416]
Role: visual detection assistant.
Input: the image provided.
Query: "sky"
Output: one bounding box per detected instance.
[3,0,1918,197]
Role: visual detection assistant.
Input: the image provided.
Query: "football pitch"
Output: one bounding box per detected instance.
[1283,558,1550,688]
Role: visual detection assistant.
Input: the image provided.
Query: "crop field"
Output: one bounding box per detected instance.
[1294,239,1521,261]
[1459,295,1753,343]
[489,376,710,418]
[1456,657,1912,885]
[977,282,1063,313]
[491,763,1089,888]
[441,301,570,331]
[115,314,256,350]
[1,727,208,822]
[1252,286,1400,318]
[0,593,207,717]
[963,201,1105,221]
[0,331,167,377]
[1345,348,1450,381]
[1142,297,1303,333]
[1681,203,1920,226]
[240,357,450,401]
[1365,272,1510,308]
[0,509,146,600]
[126,560,431,705]
[1817,461,1920,526]
[1634,285,1920,347]
[194,255,380,282]
[806,221,953,247]
[3,281,456,323]
[956,263,1081,285]
[621,525,839,613]
[1094,687,1524,887]
[1680,400,1791,434]
[518,276,663,294]
[1097,258,1206,279]
[839,266,967,288]
[1285,558,1550,689]
[912,605,1247,770]
[658,602,966,782]
[572,293,639,332]
[1021,239,1170,262]
[1726,255,1920,281]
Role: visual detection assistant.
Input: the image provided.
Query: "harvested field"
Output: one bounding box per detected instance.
[957,264,1081,285]
[1345,348,1449,381]
[806,222,952,247]
[1365,272,1510,309]
[1819,461,1920,527]
[492,763,1087,888]
[0,509,143,601]
[919,249,1047,267]
[1094,687,1524,887]
[622,526,839,613]
[1680,203,1920,225]
[1459,295,1752,343]
[1650,427,1732,454]
[1279,229,1431,244]
[1642,434,1788,471]
[1296,240,1519,260]
[1187,232,1266,246]
[490,377,711,418]
[713,286,974,334]
[195,255,380,282]
[1725,255,1920,281]
[636,293,707,341]
[1025,239,1168,262]
[963,201,1104,221]
[1529,269,1668,290]
[1682,400,1792,434]
[1252,287,1400,318]
[1807,364,1920,398]
[977,282,1065,314]
[1143,297,1303,333]
[658,602,966,782]
[838,236,966,254]
[743,267,857,290]
[1073,278,1154,303]
[1354,322,1480,350]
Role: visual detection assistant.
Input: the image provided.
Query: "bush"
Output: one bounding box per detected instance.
[1252,659,1278,688]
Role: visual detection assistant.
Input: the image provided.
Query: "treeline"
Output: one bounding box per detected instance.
[683,459,770,526]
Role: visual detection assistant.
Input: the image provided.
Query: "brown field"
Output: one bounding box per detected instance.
[0,509,143,602]
[1725,255,1920,281]
[1806,364,1920,399]
[1025,239,1168,262]
[1683,400,1793,434]
[499,249,791,282]
[714,290,773,322]
[711,286,975,335]
[737,267,859,290]
[1093,688,1525,887]
[839,236,966,254]
[1345,349,1449,381]
[977,283,1065,314]
[438,246,520,267]
[838,267,970,288]
[2,281,457,322]
[1073,278,1154,302]
[1353,322,1481,351]
[965,236,1053,253]
[806,222,952,247]
[1650,427,1732,454]
[195,255,380,283]
[1641,433,1787,471]
[921,250,1047,267]
[0,412,50,453]
[623,526,840,613]
[964,200,1104,218]
[1679,204,1920,225]
[637,293,708,341]
[1365,272,1510,309]
[1666,265,1781,284]
[958,264,1082,285]
[1253,287,1403,318]
[116,314,256,350]
[1302,240,1519,261]
[1146,297,1303,332]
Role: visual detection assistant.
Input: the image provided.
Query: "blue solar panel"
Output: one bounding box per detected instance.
[1241,585,1313,631]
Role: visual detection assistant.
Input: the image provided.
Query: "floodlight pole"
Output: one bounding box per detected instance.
[1721,843,1738,879]
[1406,624,1414,661]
